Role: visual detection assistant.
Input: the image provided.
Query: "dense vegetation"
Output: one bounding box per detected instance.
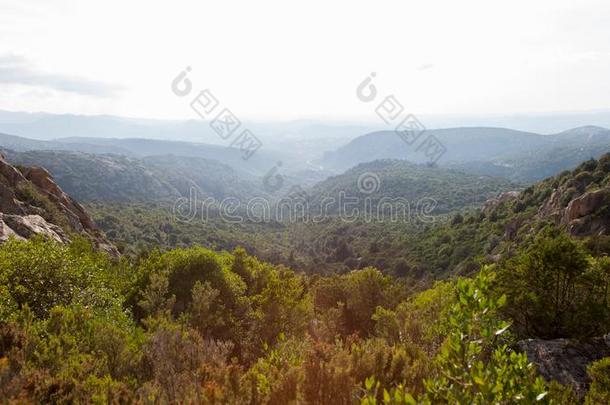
[308,159,517,214]
[5,150,263,203]
[3,150,610,403]
[0,227,608,403]
[87,154,610,281]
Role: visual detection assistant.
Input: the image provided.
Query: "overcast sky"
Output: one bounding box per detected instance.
[0,0,609,121]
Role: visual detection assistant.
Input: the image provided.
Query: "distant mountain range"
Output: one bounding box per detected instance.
[0,131,283,176]
[0,110,378,162]
[319,126,610,182]
[2,116,610,193]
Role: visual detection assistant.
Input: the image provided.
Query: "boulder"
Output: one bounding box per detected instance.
[564,189,610,224]
[0,213,68,243]
[518,336,610,398]
[558,188,610,236]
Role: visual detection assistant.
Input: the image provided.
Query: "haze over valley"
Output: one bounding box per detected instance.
[2,1,610,403]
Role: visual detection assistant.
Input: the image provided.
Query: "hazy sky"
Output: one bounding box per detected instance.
[0,0,609,121]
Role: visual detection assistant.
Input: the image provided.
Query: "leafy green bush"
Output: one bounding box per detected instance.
[497,229,610,339]
[362,269,550,404]
[0,237,123,319]
[585,357,610,404]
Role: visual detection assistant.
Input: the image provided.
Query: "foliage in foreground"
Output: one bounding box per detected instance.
[0,235,608,403]
[362,270,549,404]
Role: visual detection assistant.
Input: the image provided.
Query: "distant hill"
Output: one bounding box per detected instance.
[319,126,610,182]
[320,127,545,168]
[0,131,336,187]
[0,131,284,176]
[2,150,264,203]
[55,136,283,175]
[0,132,133,155]
[0,110,378,163]
[306,159,518,215]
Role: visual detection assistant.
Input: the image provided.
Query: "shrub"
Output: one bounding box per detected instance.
[585,357,610,405]
[0,237,121,319]
[497,229,610,339]
[362,269,550,404]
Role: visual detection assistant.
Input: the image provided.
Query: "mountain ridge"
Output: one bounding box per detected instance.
[320,125,610,181]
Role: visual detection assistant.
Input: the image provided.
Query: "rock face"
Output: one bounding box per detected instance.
[0,153,117,256]
[518,336,610,398]
[534,186,610,237]
[0,214,67,243]
[562,189,610,236]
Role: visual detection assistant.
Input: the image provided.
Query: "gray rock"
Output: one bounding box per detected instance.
[0,213,68,243]
[0,153,118,256]
[517,337,610,398]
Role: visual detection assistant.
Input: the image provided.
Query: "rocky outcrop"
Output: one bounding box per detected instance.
[561,189,610,236]
[518,335,610,398]
[482,191,520,213]
[535,186,610,237]
[537,190,564,223]
[0,153,117,256]
[564,189,609,222]
[21,166,98,232]
[0,213,67,243]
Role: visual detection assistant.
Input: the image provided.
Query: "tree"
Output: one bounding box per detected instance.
[497,229,610,338]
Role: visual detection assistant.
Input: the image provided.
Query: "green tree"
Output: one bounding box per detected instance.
[497,229,610,338]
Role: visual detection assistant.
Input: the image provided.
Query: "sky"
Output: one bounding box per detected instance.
[0,0,609,121]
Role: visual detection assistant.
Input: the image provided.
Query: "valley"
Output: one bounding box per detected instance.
[4,2,610,402]
[1,115,610,403]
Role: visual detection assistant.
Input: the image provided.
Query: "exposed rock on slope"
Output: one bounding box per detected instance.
[482,190,520,213]
[562,189,610,236]
[0,214,67,243]
[518,336,610,398]
[535,185,610,237]
[0,153,117,255]
[480,154,610,243]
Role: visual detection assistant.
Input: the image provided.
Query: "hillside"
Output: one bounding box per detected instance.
[87,152,610,276]
[246,153,610,278]
[400,152,610,277]
[56,137,280,174]
[83,159,517,261]
[2,150,264,203]
[307,159,517,216]
[320,126,610,182]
